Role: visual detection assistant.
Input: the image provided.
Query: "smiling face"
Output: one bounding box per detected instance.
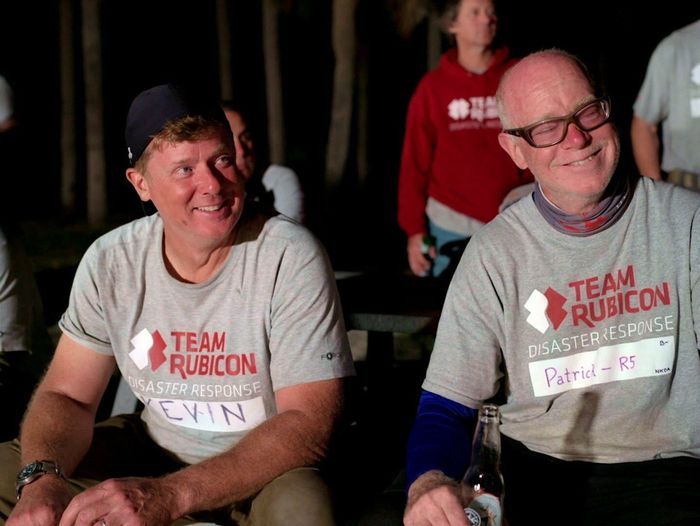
[497,52,620,214]
[126,128,245,252]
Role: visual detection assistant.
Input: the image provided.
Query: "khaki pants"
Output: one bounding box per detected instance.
[667,169,700,192]
[0,414,336,526]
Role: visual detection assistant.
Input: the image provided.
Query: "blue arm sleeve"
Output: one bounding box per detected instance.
[405,390,477,491]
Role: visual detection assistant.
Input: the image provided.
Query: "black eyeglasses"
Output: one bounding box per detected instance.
[502,96,611,148]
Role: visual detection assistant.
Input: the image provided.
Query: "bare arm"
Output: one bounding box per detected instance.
[631,115,662,180]
[7,334,116,525]
[57,377,345,525]
[20,334,115,468]
[166,377,343,514]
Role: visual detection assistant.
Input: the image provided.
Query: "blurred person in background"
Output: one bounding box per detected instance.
[0,222,52,442]
[397,0,531,278]
[0,74,52,442]
[631,18,700,190]
[222,100,305,223]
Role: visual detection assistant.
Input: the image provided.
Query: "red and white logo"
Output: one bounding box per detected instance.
[128,328,167,371]
[525,265,672,333]
[524,287,567,334]
[447,96,498,122]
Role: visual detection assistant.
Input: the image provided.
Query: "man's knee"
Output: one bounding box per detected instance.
[248,467,335,526]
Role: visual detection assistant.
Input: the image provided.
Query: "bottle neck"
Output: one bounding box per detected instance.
[469,405,502,470]
[463,404,504,504]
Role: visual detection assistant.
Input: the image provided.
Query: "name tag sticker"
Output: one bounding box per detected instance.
[144,396,266,432]
[528,336,674,397]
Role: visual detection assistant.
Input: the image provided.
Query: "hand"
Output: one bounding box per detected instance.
[404,470,470,525]
[407,234,436,277]
[7,475,73,526]
[57,477,178,526]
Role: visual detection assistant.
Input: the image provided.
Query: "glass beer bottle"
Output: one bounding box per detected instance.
[462,403,504,526]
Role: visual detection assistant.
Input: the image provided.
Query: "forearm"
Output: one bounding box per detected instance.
[20,389,96,474]
[631,116,662,180]
[406,390,477,489]
[163,398,338,518]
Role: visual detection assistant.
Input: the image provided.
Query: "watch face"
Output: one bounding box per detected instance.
[16,461,62,500]
[18,462,42,480]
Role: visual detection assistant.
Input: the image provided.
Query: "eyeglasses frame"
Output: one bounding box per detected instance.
[502,96,612,148]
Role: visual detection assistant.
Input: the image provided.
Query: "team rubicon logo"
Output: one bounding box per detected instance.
[447,96,498,122]
[129,328,168,371]
[127,328,257,379]
[524,265,671,334]
[524,288,567,334]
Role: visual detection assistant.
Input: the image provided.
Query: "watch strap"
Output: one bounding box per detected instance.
[15,460,65,500]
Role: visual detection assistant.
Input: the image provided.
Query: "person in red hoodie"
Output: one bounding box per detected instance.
[398,0,532,277]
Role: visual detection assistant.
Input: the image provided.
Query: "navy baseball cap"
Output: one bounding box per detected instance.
[125,83,228,165]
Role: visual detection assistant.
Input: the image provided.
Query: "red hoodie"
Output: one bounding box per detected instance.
[398,47,532,237]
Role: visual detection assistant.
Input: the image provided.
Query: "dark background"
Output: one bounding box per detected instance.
[1,1,699,270]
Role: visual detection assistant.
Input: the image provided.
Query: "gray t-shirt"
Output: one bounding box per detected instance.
[633,19,700,175]
[424,177,700,463]
[0,227,48,354]
[59,210,354,464]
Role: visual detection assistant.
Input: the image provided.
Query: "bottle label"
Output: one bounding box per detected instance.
[464,492,502,526]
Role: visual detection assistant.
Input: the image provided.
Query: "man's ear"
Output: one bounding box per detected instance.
[126,168,151,202]
[498,132,529,170]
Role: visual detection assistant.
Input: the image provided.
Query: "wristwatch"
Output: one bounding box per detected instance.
[15,460,65,500]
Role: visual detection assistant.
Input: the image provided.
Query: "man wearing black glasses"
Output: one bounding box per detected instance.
[404,49,700,525]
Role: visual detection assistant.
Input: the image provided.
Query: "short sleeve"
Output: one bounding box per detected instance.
[633,37,675,124]
[268,232,354,389]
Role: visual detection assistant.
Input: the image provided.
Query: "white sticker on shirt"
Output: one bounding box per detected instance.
[144,395,266,432]
[528,336,674,397]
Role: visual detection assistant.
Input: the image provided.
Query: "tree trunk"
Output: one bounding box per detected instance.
[216,0,233,100]
[427,12,441,70]
[325,0,358,186]
[82,0,106,226]
[356,44,368,186]
[262,0,285,164]
[59,0,77,217]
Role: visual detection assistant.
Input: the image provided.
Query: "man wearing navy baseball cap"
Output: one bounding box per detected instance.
[0,83,355,526]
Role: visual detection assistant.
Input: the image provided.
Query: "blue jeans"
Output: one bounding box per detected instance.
[428,220,469,278]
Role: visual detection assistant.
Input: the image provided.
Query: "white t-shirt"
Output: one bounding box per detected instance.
[261,164,305,223]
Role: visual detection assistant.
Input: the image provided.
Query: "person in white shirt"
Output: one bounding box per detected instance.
[222,101,305,223]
